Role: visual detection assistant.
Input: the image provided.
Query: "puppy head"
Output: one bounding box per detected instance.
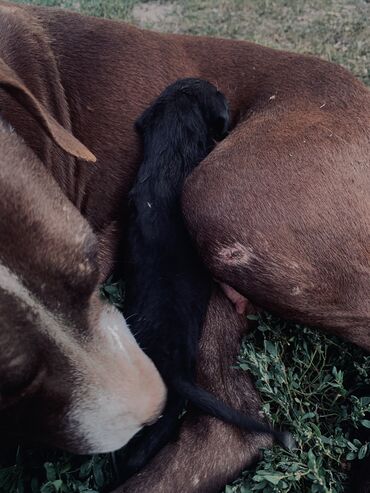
[136,78,230,142]
[0,122,166,453]
[188,79,230,140]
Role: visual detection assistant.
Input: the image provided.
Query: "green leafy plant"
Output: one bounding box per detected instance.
[0,448,114,493]
[225,313,370,493]
[100,276,125,310]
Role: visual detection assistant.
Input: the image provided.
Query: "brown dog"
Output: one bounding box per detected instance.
[0,1,368,491]
[0,2,167,453]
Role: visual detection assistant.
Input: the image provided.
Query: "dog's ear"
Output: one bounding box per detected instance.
[0,58,96,162]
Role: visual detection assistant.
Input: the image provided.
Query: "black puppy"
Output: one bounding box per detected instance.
[119,78,291,480]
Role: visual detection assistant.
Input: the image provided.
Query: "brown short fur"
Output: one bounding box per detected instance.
[0,1,368,490]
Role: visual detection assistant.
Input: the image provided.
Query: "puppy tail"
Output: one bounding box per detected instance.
[174,378,294,450]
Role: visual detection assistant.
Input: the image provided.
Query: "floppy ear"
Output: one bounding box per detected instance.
[0,58,96,162]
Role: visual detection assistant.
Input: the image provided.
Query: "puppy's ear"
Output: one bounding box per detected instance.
[0,58,96,162]
[212,114,229,140]
[210,98,230,141]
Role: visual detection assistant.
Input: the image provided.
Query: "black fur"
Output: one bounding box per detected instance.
[118,79,290,480]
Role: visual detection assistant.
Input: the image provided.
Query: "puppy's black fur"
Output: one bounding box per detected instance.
[119,79,290,480]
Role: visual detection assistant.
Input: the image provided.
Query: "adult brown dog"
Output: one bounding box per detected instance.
[0,1,368,492]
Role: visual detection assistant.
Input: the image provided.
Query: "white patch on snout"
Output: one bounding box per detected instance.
[67,389,142,453]
[99,304,132,360]
[107,322,126,353]
[0,261,165,453]
[66,303,166,453]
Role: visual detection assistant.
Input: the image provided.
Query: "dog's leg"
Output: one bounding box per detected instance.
[112,288,271,493]
[182,115,370,348]
[182,115,369,492]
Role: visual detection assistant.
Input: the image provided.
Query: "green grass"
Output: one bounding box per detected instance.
[2,0,370,492]
[227,314,370,492]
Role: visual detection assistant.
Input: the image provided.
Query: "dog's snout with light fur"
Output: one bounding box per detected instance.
[0,123,166,453]
[0,295,166,454]
[0,261,166,455]
[71,301,167,454]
